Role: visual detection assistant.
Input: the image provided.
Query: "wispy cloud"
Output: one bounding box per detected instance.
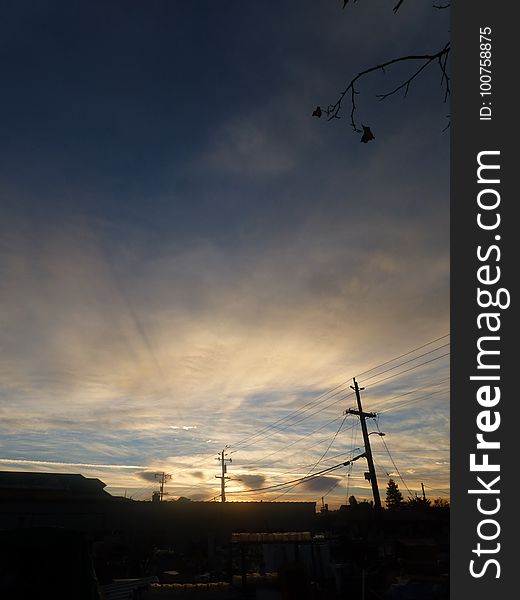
[0,458,146,470]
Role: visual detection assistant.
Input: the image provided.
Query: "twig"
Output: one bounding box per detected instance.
[376,57,435,101]
[438,50,451,101]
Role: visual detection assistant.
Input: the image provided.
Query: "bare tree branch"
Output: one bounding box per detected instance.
[376,56,436,101]
[320,1,451,137]
[323,43,450,132]
[376,42,450,101]
[343,0,409,13]
[438,48,450,101]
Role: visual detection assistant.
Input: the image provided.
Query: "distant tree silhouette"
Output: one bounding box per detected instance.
[385,478,404,508]
[432,497,450,509]
[407,493,431,508]
[346,496,373,512]
[313,1,450,138]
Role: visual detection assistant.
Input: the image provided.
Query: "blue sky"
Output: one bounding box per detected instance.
[0,1,449,506]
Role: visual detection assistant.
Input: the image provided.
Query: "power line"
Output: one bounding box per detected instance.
[236,349,449,461]
[256,423,359,478]
[235,423,362,492]
[422,484,450,496]
[230,387,352,453]
[345,465,353,499]
[236,416,345,470]
[229,385,351,451]
[355,333,449,379]
[179,418,353,501]
[377,387,448,414]
[358,343,450,386]
[361,352,450,390]
[228,334,449,453]
[261,446,363,480]
[316,469,349,505]
[374,425,414,498]
[226,454,366,496]
[370,377,450,412]
[270,414,350,500]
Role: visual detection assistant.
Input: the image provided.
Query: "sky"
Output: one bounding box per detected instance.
[0,1,450,507]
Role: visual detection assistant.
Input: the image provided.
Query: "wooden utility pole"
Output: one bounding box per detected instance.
[346,378,382,511]
[155,472,171,501]
[215,447,232,502]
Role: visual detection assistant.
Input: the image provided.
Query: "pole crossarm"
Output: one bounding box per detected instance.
[346,408,377,419]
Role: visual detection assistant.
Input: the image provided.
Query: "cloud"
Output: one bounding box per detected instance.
[0,208,448,429]
[138,471,161,482]
[170,426,198,431]
[239,474,266,489]
[300,476,340,492]
[205,116,296,176]
[188,493,210,502]
[0,458,145,470]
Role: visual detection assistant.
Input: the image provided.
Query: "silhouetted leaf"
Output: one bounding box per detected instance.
[312,106,322,117]
[360,124,375,143]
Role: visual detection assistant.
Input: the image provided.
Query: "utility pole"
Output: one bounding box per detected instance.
[215,447,232,503]
[346,378,382,511]
[155,472,171,501]
[421,482,427,501]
